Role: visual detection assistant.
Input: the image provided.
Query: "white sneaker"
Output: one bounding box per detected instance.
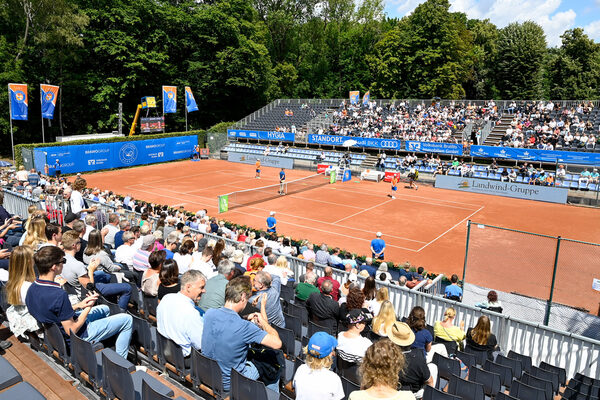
[391,196,396,199]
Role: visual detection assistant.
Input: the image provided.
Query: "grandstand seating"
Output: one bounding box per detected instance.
[240,103,331,133]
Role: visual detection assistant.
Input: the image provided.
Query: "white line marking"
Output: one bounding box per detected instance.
[332,199,396,224]
[416,206,485,252]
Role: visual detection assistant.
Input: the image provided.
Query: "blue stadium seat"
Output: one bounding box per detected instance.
[0,355,23,391]
[230,367,278,400]
[0,382,46,400]
[70,332,104,390]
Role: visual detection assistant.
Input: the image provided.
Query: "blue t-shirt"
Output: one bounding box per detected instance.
[279,170,286,181]
[412,328,433,357]
[266,216,277,232]
[28,173,40,186]
[445,284,463,299]
[114,231,125,249]
[26,279,86,342]
[359,264,377,277]
[399,269,414,280]
[164,249,174,260]
[371,238,385,254]
[201,307,267,391]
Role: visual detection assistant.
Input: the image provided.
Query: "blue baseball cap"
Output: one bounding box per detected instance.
[307,332,337,359]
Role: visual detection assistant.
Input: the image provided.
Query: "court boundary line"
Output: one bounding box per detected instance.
[332,199,396,224]
[417,205,485,252]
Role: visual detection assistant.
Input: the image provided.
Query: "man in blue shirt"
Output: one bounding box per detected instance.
[444,274,463,301]
[26,246,132,358]
[370,232,386,260]
[249,271,284,328]
[266,211,277,234]
[279,168,286,195]
[202,276,282,393]
[27,169,40,186]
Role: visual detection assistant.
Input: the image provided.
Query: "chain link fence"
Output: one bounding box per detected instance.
[463,220,600,326]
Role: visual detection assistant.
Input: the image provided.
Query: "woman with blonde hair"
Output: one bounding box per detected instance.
[269,255,294,285]
[433,307,465,355]
[466,315,499,361]
[349,339,415,399]
[5,246,40,337]
[371,300,396,338]
[293,332,344,400]
[22,215,47,249]
[369,287,389,316]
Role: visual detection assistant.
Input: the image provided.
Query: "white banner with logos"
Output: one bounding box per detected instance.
[435,175,569,204]
[227,151,294,169]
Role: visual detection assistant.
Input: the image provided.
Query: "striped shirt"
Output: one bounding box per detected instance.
[132,249,151,272]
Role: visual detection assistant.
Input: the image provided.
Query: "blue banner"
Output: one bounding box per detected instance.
[307,134,402,150]
[228,129,295,142]
[471,145,600,166]
[41,84,59,119]
[33,135,197,174]
[162,85,177,114]
[435,175,568,204]
[8,83,28,120]
[185,86,198,112]
[228,152,294,169]
[406,141,463,156]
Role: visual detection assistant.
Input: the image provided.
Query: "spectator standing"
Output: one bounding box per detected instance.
[293,332,344,400]
[317,267,341,301]
[349,339,416,400]
[157,270,207,359]
[266,211,277,233]
[201,276,282,393]
[370,232,385,260]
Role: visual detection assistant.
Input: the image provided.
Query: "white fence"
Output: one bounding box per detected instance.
[3,188,600,380]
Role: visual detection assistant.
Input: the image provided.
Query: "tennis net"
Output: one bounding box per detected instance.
[218,172,329,212]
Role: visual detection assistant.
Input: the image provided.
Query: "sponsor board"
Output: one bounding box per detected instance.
[307,134,402,149]
[227,151,294,169]
[33,135,197,174]
[228,129,295,142]
[435,175,568,204]
[405,140,463,156]
[471,145,600,166]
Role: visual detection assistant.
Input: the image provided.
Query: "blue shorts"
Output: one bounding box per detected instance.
[256,169,260,173]
[392,186,397,191]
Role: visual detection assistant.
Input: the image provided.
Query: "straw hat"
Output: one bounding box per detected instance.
[386,322,415,347]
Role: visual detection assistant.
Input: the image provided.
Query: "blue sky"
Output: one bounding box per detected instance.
[384,0,600,46]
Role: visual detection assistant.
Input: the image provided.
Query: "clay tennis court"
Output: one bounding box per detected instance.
[80,159,600,312]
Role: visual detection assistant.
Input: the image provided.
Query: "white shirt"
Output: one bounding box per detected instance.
[173,253,193,274]
[70,190,86,218]
[20,281,32,304]
[115,244,136,267]
[104,224,119,247]
[293,364,344,400]
[189,259,216,279]
[156,292,204,357]
[336,332,372,363]
[83,224,95,241]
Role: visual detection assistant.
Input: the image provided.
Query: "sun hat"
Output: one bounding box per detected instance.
[307,332,337,359]
[386,321,415,347]
[378,262,388,272]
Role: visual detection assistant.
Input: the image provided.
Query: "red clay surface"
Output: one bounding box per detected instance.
[80,159,600,312]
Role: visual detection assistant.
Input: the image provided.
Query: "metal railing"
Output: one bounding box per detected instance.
[4,188,600,380]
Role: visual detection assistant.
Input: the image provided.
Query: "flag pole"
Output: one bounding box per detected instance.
[185,101,188,132]
[40,84,46,143]
[8,84,15,164]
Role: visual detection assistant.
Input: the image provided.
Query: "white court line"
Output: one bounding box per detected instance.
[128,183,428,244]
[126,169,239,187]
[226,209,420,252]
[332,199,396,224]
[417,206,485,252]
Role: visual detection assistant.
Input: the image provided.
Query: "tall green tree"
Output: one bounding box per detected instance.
[495,21,546,99]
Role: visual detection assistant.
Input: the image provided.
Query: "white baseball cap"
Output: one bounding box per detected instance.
[376,232,382,237]
[270,211,276,216]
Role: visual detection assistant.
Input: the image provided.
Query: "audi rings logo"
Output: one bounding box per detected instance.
[380,140,400,149]
[119,143,138,164]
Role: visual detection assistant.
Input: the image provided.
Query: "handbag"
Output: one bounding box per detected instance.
[247,345,284,385]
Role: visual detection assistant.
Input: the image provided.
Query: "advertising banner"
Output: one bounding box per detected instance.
[185,86,198,112]
[435,175,568,204]
[349,91,360,105]
[162,85,177,114]
[227,152,294,169]
[405,140,463,156]
[317,164,331,174]
[8,83,28,120]
[227,129,295,142]
[307,134,402,150]
[33,135,197,174]
[470,145,600,166]
[40,84,59,119]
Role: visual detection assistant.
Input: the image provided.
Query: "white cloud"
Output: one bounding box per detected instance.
[584,20,600,42]
[387,0,577,47]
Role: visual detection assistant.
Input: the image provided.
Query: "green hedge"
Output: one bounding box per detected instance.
[14,130,207,167]
[207,121,236,133]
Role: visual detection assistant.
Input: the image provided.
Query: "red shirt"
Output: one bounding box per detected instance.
[317,276,341,301]
[246,253,263,271]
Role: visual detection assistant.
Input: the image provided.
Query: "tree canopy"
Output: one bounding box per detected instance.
[0,0,599,154]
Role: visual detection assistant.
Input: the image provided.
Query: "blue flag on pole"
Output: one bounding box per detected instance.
[162,86,177,114]
[185,86,198,112]
[8,83,28,120]
[41,84,59,119]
